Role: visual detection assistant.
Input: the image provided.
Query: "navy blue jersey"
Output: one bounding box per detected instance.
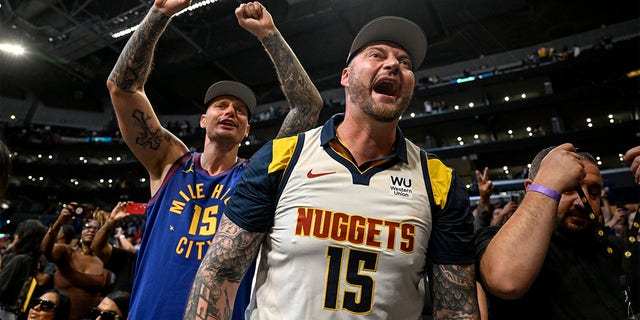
[129,152,253,320]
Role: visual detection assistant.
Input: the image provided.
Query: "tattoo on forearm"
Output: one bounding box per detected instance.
[132,110,163,150]
[432,264,479,320]
[108,7,170,92]
[184,216,264,320]
[261,31,321,138]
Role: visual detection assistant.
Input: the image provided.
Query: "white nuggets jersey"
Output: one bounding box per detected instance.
[225,114,473,319]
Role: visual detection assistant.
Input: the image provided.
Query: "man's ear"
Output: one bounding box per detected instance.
[199,114,207,128]
[523,178,534,191]
[340,67,350,87]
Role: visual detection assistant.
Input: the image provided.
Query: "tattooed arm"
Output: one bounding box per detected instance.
[106,0,189,192]
[429,263,480,320]
[184,214,265,320]
[236,2,323,138]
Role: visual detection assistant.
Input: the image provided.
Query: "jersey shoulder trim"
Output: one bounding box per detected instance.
[268,135,300,174]
[425,153,453,210]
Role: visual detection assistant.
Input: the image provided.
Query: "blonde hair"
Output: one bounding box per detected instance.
[92,209,109,227]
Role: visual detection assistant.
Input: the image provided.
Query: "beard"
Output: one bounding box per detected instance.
[348,72,411,122]
[556,210,592,234]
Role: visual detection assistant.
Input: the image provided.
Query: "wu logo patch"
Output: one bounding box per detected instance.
[389,176,413,199]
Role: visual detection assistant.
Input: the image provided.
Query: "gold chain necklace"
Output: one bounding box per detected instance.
[78,245,94,256]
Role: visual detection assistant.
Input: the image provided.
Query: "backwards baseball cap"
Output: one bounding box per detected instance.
[203,80,257,117]
[346,16,427,70]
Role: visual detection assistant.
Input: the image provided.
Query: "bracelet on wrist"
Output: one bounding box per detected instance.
[528,184,561,203]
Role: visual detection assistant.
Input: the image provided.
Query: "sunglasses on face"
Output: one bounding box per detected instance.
[83,224,99,230]
[30,298,56,312]
[87,307,122,320]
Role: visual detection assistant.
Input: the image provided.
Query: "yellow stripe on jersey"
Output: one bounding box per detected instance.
[268,135,299,174]
[427,157,453,210]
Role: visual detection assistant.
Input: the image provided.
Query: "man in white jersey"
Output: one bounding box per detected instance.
[186,16,479,319]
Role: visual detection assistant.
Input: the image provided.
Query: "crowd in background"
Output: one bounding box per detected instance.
[0,164,637,319]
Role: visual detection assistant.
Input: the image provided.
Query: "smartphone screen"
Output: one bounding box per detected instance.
[68,204,95,219]
[125,202,148,215]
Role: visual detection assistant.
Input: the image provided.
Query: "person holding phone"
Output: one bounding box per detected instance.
[91,202,138,294]
[41,203,112,320]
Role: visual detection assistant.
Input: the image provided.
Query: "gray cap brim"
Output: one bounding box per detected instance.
[203,80,256,117]
[346,16,427,70]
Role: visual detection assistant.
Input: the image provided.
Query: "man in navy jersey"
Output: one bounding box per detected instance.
[106,0,322,319]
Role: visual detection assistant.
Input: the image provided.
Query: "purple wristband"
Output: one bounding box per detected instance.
[528,184,561,203]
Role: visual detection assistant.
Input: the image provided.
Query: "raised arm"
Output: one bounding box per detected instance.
[474,167,494,230]
[430,263,480,319]
[236,2,323,138]
[479,144,584,299]
[91,202,131,263]
[41,204,74,263]
[106,0,189,192]
[184,214,265,320]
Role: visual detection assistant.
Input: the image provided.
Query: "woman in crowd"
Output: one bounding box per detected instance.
[0,219,48,320]
[85,290,129,320]
[26,288,71,320]
[41,204,112,320]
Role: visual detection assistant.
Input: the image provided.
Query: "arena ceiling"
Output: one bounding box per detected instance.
[1,0,638,114]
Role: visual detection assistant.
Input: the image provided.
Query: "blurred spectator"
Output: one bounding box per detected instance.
[428,74,441,85]
[179,121,191,137]
[559,45,569,60]
[474,167,494,231]
[572,43,581,58]
[601,33,613,50]
[85,290,130,320]
[0,219,48,320]
[473,165,518,229]
[628,209,640,238]
[92,202,137,293]
[490,201,517,226]
[606,203,632,238]
[41,205,113,320]
[522,53,537,69]
[536,47,548,64]
[423,100,433,113]
[26,288,71,320]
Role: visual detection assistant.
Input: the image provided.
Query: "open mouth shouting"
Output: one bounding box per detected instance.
[373,77,400,100]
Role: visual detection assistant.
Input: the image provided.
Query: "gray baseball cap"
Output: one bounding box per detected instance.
[203,80,256,117]
[346,16,427,70]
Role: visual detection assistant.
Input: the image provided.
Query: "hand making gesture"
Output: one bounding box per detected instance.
[476,167,494,210]
[236,2,276,40]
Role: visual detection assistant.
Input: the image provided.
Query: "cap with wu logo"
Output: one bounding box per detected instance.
[203,81,257,118]
[346,16,428,70]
